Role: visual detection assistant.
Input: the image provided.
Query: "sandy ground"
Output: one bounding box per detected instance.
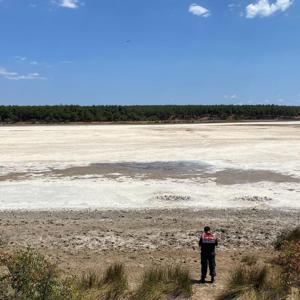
[0,208,299,299]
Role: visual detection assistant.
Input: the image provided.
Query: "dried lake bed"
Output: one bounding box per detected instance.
[1,121,300,299]
[0,122,300,210]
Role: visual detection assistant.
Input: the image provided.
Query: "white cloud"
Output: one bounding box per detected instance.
[15,56,27,62]
[0,67,46,80]
[228,2,242,11]
[189,3,210,17]
[224,94,238,99]
[246,0,293,18]
[15,56,40,65]
[56,0,80,9]
[0,68,18,78]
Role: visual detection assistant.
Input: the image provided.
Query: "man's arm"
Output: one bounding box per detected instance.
[199,236,202,247]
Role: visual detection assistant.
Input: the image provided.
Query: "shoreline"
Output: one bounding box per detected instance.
[1,119,300,127]
[0,206,299,213]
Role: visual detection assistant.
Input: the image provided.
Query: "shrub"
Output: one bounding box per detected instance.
[273,226,300,296]
[132,265,192,300]
[274,227,300,250]
[0,247,78,300]
[274,241,300,288]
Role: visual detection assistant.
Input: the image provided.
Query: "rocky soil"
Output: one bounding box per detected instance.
[0,208,299,299]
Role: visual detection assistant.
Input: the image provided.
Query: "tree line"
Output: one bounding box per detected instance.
[0,105,299,123]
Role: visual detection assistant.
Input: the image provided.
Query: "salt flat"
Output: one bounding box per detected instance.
[0,122,300,210]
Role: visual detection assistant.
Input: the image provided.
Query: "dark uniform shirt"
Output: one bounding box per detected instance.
[199,232,218,254]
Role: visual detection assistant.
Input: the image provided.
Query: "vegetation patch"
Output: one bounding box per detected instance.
[273,226,300,250]
[0,247,78,300]
[132,265,192,300]
[219,226,300,300]
[273,240,300,289]
[1,104,300,124]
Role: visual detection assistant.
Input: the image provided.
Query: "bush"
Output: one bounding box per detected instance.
[273,226,300,295]
[274,227,300,250]
[220,226,300,300]
[132,265,192,300]
[274,241,300,288]
[0,247,78,300]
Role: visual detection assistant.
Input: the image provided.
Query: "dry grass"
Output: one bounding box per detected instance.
[77,264,128,300]
[240,254,257,266]
[217,263,287,300]
[101,264,128,300]
[0,248,191,300]
[78,270,102,290]
[131,265,192,300]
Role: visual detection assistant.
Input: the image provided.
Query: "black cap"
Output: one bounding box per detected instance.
[204,226,210,232]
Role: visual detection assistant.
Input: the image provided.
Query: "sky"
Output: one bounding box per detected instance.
[0,0,300,106]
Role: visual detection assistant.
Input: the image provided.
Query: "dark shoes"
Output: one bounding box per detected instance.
[200,276,215,284]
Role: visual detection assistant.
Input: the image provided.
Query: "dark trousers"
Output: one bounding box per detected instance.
[201,252,216,279]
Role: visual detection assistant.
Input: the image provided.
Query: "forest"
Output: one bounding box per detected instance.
[0,105,299,123]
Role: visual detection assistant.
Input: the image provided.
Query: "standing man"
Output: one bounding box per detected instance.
[199,226,218,283]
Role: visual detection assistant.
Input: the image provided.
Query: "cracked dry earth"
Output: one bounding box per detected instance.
[0,208,299,299]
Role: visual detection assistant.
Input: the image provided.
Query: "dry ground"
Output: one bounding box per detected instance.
[0,208,299,299]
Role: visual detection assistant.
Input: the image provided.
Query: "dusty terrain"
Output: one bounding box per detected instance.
[0,208,299,299]
[1,122,299,298]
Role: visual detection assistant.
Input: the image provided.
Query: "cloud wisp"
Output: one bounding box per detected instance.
[224,94,238,99]
[0,67,46,80]
[246,0,293,18]
[189,3,210,17]
[56,0,81,9]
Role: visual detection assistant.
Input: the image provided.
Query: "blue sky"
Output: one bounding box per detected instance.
[0,0,299,105]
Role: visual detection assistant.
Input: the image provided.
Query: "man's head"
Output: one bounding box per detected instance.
[204,226,210,233]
